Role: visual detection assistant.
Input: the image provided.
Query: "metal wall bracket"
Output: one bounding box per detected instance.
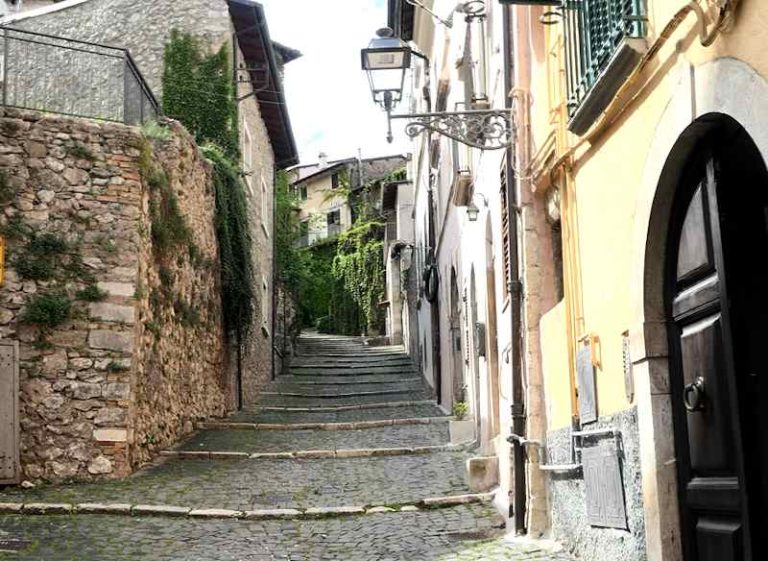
[390,109,513,150]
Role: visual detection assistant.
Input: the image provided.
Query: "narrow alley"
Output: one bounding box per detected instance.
[0,334,572,560]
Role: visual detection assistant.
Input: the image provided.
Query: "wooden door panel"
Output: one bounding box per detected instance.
[679,314,737,475]
[0,342,19,484]
[696,518,743,561]
[677,186,714,283]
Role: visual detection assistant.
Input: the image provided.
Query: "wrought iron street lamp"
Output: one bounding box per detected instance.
[361,13,514,150]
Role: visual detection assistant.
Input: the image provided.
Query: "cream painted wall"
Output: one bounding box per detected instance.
[536,0,768,422]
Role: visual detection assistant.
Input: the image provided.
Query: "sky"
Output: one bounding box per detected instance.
[259,0,410,166]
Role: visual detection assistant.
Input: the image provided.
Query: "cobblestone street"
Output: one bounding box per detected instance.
[0,334,574,560]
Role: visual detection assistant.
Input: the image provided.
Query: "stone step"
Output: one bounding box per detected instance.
[287,365,417,376]
[0,453,474,511]
[177,424,451,453]
[258,391,433,408]
[262,384,427,398]
[274,374,421,385]
[230,403,447,424]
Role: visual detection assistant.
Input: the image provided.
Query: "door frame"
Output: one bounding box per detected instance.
[630,59,768,561]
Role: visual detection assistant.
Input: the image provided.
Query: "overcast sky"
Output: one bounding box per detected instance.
[259,0,409,166]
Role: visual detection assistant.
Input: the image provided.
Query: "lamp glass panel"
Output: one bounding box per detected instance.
[369,67,405,94]
[365,50,407,70]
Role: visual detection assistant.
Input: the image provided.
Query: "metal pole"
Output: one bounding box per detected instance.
[3,28,9,108]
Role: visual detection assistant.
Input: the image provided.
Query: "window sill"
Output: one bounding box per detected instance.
[567,37,647,136]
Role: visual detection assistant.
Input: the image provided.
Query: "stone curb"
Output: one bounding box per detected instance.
[195,416,451,431]
[161,444,466,461]
[252,400,437,412]
[0,493,494,520]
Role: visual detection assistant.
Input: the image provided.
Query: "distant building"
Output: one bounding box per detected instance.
[288,154,407,247]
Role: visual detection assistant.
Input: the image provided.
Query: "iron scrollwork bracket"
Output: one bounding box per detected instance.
[389,109,514,150]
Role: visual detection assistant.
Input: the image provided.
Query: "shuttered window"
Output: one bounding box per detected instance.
[500,162,511,301]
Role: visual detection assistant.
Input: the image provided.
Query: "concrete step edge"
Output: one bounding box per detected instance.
[251,400,438,412]
[161,443,467,460]
[0,492,495,520]
[195,416,451,431]
[260,388,428,399]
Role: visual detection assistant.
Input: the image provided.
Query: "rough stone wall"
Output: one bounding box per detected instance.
[17,0,279,410]
[130,120,229,468]
[547,408,647,561]
[0,108,228,482]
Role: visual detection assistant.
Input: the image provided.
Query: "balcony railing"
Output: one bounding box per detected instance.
[0,27,159,125]
[563,0,646,134]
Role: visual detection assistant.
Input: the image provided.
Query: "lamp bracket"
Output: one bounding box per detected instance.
[390,109,513,150]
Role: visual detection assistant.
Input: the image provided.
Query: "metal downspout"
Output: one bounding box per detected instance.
[503,3,526,535]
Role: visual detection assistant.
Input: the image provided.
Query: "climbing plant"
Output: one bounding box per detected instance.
[162,30,239,157]
[331,220,386,335]
[163,29,254,342]
[203,144,254,341]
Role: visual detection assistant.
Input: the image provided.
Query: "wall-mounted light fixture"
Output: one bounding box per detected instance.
[361,4,514,150]
[466,193,489,222]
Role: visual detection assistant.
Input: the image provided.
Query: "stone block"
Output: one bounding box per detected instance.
[102,383,130,400]
[75,503,132,514]
[449,420,476,444]
[88,330,133,353]
[96,282,135,298]
[0,503,23,513]
[87,455,114,475]
[188,509,242,519]
[242,509,302,520]
[94,408,127,427]
[294,450,334,459]
[70,382,101,400]
[466,456,499,493]
[93,428,128,442]
[131,505,190,517]
[304,506,365,517]
[22,503,73,514]
[88,303,135,324]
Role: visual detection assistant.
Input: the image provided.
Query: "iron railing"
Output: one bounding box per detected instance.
[563,0,646,114]
[0,27,159,125]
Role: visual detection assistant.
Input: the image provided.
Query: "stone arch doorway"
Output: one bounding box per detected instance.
[648,114,768,561]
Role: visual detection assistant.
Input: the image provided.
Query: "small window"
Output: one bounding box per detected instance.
[262,276,270,334]
[300,186,307,201]
[331,173,340,189]
[242,121,254,194]
[327,209,341,226]
[261,177,269,237]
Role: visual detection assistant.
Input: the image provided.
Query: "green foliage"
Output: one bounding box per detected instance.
[0,170,16,205]
[2,215,29,240]
[452,401,469,421]
[332,220,386,334]
[174,297,200,327]
[22,291,72,329]
[315,315,332,334]
[66,143,94,161]
[162,30,238,157]
[76,283,108,302]
[202,144,254,340]
[107,361,130,373]
[14,233,71,281]
[141,120,172,141]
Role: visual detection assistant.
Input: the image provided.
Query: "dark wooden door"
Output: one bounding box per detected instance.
[669,157,753,561]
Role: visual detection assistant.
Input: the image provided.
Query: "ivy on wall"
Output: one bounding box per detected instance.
[162,30,254,342]
[162,30,238,157]
[332,220,385,335]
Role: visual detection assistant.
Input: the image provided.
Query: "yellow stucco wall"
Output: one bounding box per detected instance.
[537,0,768,423]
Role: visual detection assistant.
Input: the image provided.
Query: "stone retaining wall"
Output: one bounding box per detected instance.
[0,108,229,482]
[546,407,646,561]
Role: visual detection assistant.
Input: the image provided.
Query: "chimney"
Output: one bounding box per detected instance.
[318,152,328,169]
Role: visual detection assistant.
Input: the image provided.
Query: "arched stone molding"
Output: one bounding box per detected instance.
[630,57,768,561]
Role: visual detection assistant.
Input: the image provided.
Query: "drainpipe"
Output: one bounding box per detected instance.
[271,169,278,381]
[503,3,526,535]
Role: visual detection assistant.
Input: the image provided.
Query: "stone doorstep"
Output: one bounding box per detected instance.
[160,444,463,461]
[0,493,495,521]
[195,416,449,431]
[254,400,437,412]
